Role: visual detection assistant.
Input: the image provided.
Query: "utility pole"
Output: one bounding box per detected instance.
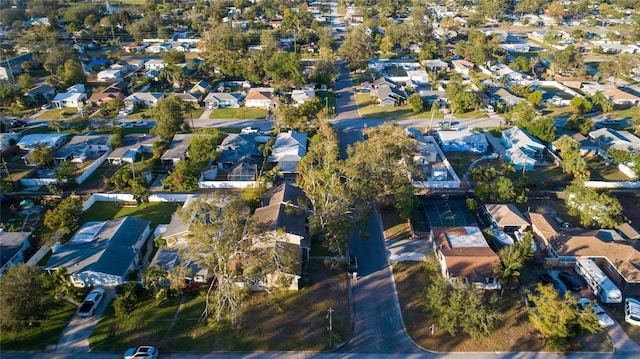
[327,307,334,349]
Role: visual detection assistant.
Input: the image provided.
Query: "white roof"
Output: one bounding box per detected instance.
[17,134,67,150]
[438,130,488,145]
[53,92,86,102]
[503,127,545,150]
[446,226,488,248]
[291,89,315,103]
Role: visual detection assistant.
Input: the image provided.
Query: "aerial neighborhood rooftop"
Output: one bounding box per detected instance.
[2,0,640,356]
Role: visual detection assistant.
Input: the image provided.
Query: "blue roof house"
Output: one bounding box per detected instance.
[501,127,545,170]
[45,217,151,287]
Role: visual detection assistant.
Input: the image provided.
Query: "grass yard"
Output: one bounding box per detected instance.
[394,260,612,352]
[379,206,412,241]
[445,152,484,175]
[38,108,78,120]
[0,300,77,350]
[209,108,268,120]
[519,164,572,187]
[586,155,632,181]
[80,202,182,229]
[90,261,349,351]
[452,110,488,119]
[355,93,416,119]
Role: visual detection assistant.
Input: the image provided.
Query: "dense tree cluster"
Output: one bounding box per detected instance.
[564,182,622,228]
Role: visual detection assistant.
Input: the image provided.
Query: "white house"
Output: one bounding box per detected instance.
[54,134,111,163]
[291,89,316,105]
[501,127,545,170]
[268,130,307,173]
[17,133,69,151]
[204,92,243,109]
[52,92,87,108]
[144,59,166,71]
[45,217,151,288]
[124,92,165,109]
[245,88,274,108]
[97,68,123,82]
[437,130,489,153]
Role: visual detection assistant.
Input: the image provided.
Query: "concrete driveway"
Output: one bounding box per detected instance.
[55,288,116,353]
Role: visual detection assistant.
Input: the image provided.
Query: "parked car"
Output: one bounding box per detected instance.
[625,298,640,326]
[117,121,133,128]
[124,346,158,359]
[132,120,147,127]
[77,288,105,317]
[240,126,259,134]
[579,298,614,328]
[9,119,27,127]
[41,103,52,110]
[558,271,582,292]
[347,255,358,274]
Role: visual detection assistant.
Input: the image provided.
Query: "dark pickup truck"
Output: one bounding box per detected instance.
[77,288,105,317]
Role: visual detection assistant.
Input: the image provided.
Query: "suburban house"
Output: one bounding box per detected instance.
[147,43,172,53]
[89,91,125,106]
[0,232,31,276]
[24,85,56,102]
[251,184,310,291]
[291,89,316,105]
[601,87,640,106]
[204,92,243,109]
[422,59,449,72]
[123,43,149,53]
[161,134,192,167]
[501,127,545,170]
[373,77,398,89]
[97,68,123,82]
[144,59,166,71]
[0,53,32,81]
[377,86,407,107]
[54,134,111,163]
[170,92,203,106]
[199,133,265,185]
[190,80,211,94]
[451,59,474,75]
[530,212,640,293]
[268,130,308,174]
[106,134,158,165]
[151,196,210,286]
[588,128,640,155]
[17,133,69,152]
[492,88,524,107]
[115,59,145,72]
[52,85,87,108]
[124,92,165,109]
[45,217,151,288]
[245,88,275,108]
[437,130,488,153]
[483,203,529,233]
[432,226,502,290]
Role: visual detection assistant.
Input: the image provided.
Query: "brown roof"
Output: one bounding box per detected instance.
[550,229,640,283]
[484,204,529,227]
[432,227,501,284]
[246,90,272,101]
[617,223,640,240]
[89,92,125,102]
[529,212,560,241]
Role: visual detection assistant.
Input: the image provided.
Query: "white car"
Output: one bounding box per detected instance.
[625,298,640,326]
[132,121,147,127]
[579,298,614,328]
[124,346,158,359]
[77,288,105,317]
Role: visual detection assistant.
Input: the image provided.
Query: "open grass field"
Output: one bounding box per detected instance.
[519,164,572,186]
[80,202,182,229]
[0,300,77,350]
[209,108,268,119]
[38,108,78,120]
[394,261,613,352]
[356,93,432,119]
[90,260,349,352]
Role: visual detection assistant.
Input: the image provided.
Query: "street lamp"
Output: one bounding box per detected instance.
[326,307,334,349]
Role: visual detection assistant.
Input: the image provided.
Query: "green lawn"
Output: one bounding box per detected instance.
[209,108,268,119]
[519,164,571,186]
[91,262,349,351]
[38,108,79,120]
[452,110,488,119]
[355,93,418,119]
[379,206,412,241]
[0,300,76,350]
[81,202,182,229]
[586,155,632,181]
[316,92,337,117]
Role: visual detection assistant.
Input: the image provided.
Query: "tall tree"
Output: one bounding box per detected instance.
[564,182,622,228]
[0,264,51,330]
[527,283,600,350]
[154,97,186,141]
[179,194,250,322]
[338,26,376,70]
[264,52,305,90]
[44,196,83,233]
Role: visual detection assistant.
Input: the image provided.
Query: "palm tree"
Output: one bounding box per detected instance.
[495,246,524,289]
[500,163,516,179]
